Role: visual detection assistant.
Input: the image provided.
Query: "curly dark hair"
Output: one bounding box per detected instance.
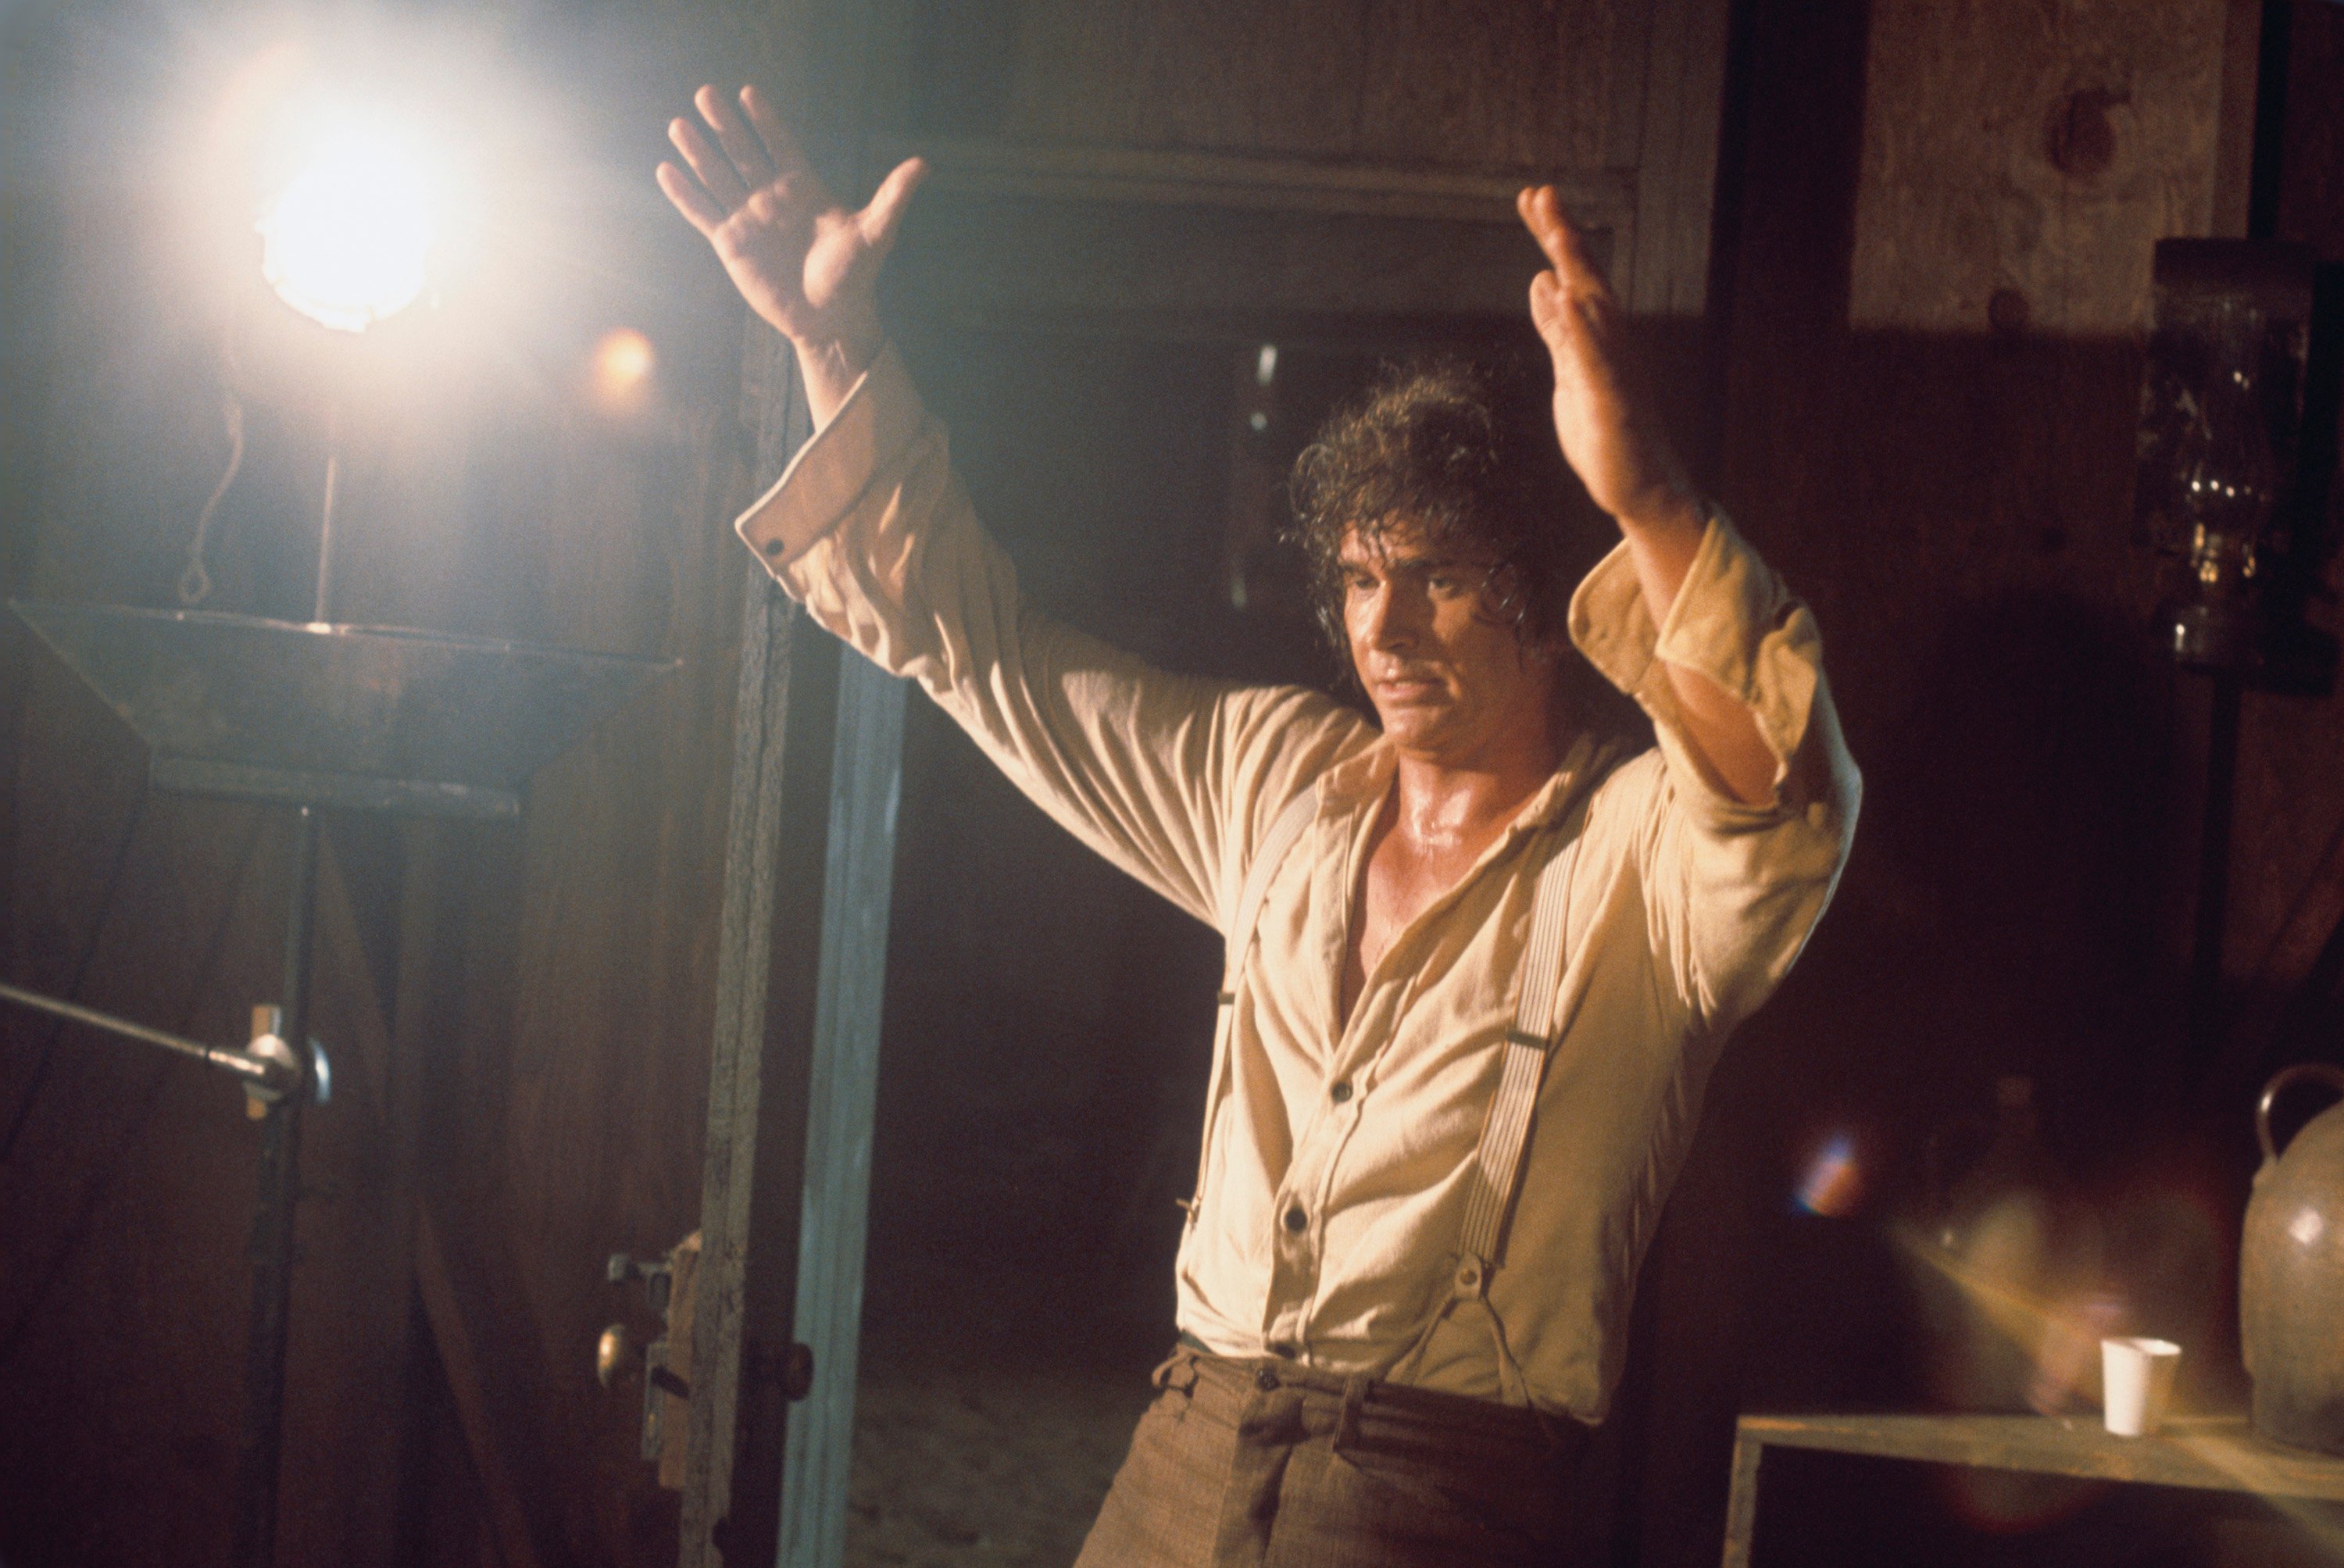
[1285,356,1597,670]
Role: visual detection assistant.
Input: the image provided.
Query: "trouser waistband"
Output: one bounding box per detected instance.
[1167,1333,1587,1453]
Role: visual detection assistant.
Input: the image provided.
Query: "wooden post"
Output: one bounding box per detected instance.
[679,320,904,1568]
[777,648,902,1568]
[1719,1425,1765,1568]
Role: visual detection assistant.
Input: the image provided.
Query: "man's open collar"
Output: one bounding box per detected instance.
[1312,731,1605,839]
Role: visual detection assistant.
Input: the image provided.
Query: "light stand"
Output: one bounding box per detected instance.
[8,596,670,1567]
[0,77,674,1565]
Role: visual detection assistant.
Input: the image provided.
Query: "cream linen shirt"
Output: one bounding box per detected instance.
[737,347,1860,1423]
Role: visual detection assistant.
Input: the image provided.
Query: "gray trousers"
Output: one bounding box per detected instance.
[1074,1347,1606,1566]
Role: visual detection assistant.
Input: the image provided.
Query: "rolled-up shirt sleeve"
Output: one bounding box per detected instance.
[733,346,1364,934]
[1568,507,1860,1030]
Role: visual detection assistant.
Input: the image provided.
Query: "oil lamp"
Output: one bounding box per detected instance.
[2135,240,2320,677]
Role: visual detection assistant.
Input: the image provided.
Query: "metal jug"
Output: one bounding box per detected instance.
[2242,1063,2344,1454]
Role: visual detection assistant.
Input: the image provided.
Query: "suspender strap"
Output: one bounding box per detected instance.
[1455,816,1582,1270]
[1184,788,1320,1224]
[1451,738,1617,1289]
[1231,791,1320,993]
[1385,747,1613,1401]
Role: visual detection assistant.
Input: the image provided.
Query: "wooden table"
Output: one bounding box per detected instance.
[1722,1412,2344,1566]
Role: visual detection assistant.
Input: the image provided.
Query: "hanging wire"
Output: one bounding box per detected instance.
[177,391,246,608]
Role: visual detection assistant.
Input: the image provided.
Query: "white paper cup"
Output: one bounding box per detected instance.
[2101,1337,2181,1437]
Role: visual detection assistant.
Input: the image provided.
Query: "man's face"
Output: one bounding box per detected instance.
[1339,523,1558,765]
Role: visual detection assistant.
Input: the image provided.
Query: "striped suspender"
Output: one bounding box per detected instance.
[1452,815,1585,1289]
[1445,744,1616,1323]
[1183,788,1319,1227]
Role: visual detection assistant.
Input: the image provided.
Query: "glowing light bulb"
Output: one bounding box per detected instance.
[258,113,440,332]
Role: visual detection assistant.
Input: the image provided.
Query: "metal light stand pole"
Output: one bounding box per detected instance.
[230,433,339,1564]
[230,803,320,1568]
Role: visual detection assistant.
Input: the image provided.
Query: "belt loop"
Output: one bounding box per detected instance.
[1151,1347,1200,1395]
[1333,1371,1372,1453]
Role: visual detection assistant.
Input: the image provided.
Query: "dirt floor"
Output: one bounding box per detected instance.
[840,1216,1174,1568]
[843,1334,1152,1566]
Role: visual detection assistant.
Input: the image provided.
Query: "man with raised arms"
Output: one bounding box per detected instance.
[659,82,1857,1567]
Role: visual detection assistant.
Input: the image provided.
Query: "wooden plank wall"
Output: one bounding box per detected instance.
[869,0,1623,167]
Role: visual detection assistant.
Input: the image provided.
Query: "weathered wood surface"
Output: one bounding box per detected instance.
[679,260,910,1567]
[863,0,1727,317]
[1626,0,1734,318]
[774,644,906,1568]
[311,842,552,1568]
[1848,0,2230,335]
[677,555,823,1568]
[885,191,1580,329]
[866,0,1628,170]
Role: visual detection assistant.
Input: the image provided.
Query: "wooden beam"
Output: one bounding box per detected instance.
[776,651,904,1568]
[680,315,909,1568]
[413,1209,546,1568]
[312,845,549,1568]
[1718,1428,1764,1568]
[2212,0,2270,236]
[868,135,1635,228]
[1628,0,1735,317]
[679,322,831,1568]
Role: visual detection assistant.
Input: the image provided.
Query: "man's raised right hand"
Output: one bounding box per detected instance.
[657,84,925,420]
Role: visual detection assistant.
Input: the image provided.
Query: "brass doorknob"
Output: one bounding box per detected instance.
[596,1323,636,1389]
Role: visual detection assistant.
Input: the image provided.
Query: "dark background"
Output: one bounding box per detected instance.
[5,0,2344,1564]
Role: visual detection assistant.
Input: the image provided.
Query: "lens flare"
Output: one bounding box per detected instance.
[258,110,441,332]
[1796,1130,1865,1217]
[589,328,656,413]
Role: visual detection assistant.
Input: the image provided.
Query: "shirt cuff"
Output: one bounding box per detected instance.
[734,345,929,572]
[1567,505,1823,797]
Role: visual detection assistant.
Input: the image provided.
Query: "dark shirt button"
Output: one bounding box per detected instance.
[1329,1080,1353,1104]
[1255,1366,1281,1391]
[1283,1205,1307,1233]
[1269,1341,1298,1359]
[760,537,785,556]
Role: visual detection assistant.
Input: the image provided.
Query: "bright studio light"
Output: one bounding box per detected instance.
[258,111,441,333]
